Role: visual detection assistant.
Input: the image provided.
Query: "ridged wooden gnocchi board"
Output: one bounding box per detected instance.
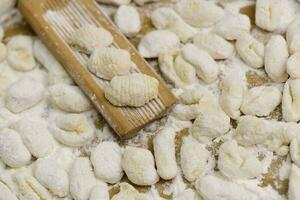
[18,0,176,139]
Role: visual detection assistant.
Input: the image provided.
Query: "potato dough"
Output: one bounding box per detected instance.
[90,141,123,184]
[89,183,109,200]
[265,35,289,82]
[105,73,159,107]
[241,85,282,117]
[182,44,219,83]
[288,164,300,200]
[290,137,300,167]
[0,107,18,130]
[282,79,300,122]
[0,128,31,168]
[5,78,44,113]
[287,52,300,79]
[0,42,6,63]
[179,88,204,105]
[122,146,159,186]
[171,103,201,121]
[111,183,139,200]
[49,84,92,113]
[255,0,281,31]
[287,18,300,54]
[0,181,18,200]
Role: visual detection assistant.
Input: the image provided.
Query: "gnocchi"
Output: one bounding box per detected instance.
[90,141,123,184]
[0,42,6,63]
[171,103,201,121]
[179,88,204,105]
[34,158,69,197]
[287,52,300,79]
[288,164,300,200]
[182,44,219,83]
[111,183,139,200]
[265,35,289,82]
[287,18,300,54]
[49,84,92,113]
[122,146,159,186]
[70,157,97,200]
[282,79,300,122]
[104,73,159,107]
[255,0,281,31]
[0,108,18,130]
[193,31,234,60]
[0,128,31,168]
[290,137,300,167]
[5,78,44,113]
[241,85,282,117]
[236,33,264,69]
[138,30,180,58]
[218,140,263,179]
[0,181,18,200]
[180,136,210,182]
[49,113,94,147]
[88,47,132,80]
[69,25,113,53]
[89,183,109,200]
[175,0,224,27]
[7,35,36,72]
[153,127,177,180]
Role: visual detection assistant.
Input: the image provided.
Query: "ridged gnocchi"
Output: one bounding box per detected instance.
[241,85,282,117]
[236,33,264,69]
[171,103,201,121]
[0,181,18,200]
[290,138,300,167]
[69,25,113,53]
[282,79,300,122]
[88,47,132,80]
[104,73,159,107]
[90,141,123,184]
[179,88,204,105]
[287,52,300,79]
[49,113,94,147]
[193,31,234,60]
[5,78,44,113]
[182,44,219,83]
[287,18,300,54]
[255,0,281,31]
[49,84,92,113]
[265,35,289,82]
[122,146,159,186]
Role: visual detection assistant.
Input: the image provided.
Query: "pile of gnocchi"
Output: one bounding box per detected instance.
[1,0,300,199]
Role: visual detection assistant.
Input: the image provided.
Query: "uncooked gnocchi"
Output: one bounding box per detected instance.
[180,136,210,182]
[0,107,18,130]
[193,31,234,60]
[89,183,109,200]
[265,35,289,82]
[236,33,264,69]
[282,79,300,122]
[0,42,6,63]
[290,138,300,167]
[69,25,113,53]
[288,164,300,200]
[0,181,18,200]
[111,182,139,200]
[49,84,92,113]
[122,146,159,186]
[88,47,132,80]
[241,85,282,117]
[182,44,219,83]
[34,158,69,197]
[104,73,159,107]
[255,0,281,31]
[218,140,263,179]
[0,128,31,168]
[287,52,300,79]
[90,141,123,184]
[287,18,300,54]
[5,78,44,113]
[49,113,94,147]
[179,88,204,105]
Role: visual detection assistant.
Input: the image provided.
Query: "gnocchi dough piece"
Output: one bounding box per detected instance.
[122,146,159,186]
[34,158,69,197]
[111,183,139,200]
[70,157,97,200]
[282,79,300,122]
[12,117,54,158]
[158,49,197,88]
[49,84,92,113]
[0,42,6,63]
[179,88,204,105]
[89,183,109,200]
[193,31,234,60]
[16,172,52,200]
[114,5,141,37]
[105,73,159,107]
[255,0,281,31]
[88,47,132,80]
[290,136,300,167]
[138,30,180,58]
[49,113,94,147]
[175,0,224,27]
[174,189,201,200]
[288,164,300,200]
[171,104,201,121]
[0,67,17,96]
[287,52,300,79]
[0,128,31,168]
[151,7,197,43]
[0,181,18,200]
[90,141,123,184]
[182,44,219,83]
[218,140,263,179]
[133,0,158,5]
[219,73,244,119]
[180,137,210,182]
[7,35,36,71]
[69,25,113,53]
[153,127,177,180]
[5,78,44,113]
[214,12,251,40]
[265,35,289,82]
[190,92,230,143]
[236,33,264,69]
[241,85,282,117]
[287,18,300,54]
[235,116,272,146]
[0,108,18,130]
[95,0,131,5]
